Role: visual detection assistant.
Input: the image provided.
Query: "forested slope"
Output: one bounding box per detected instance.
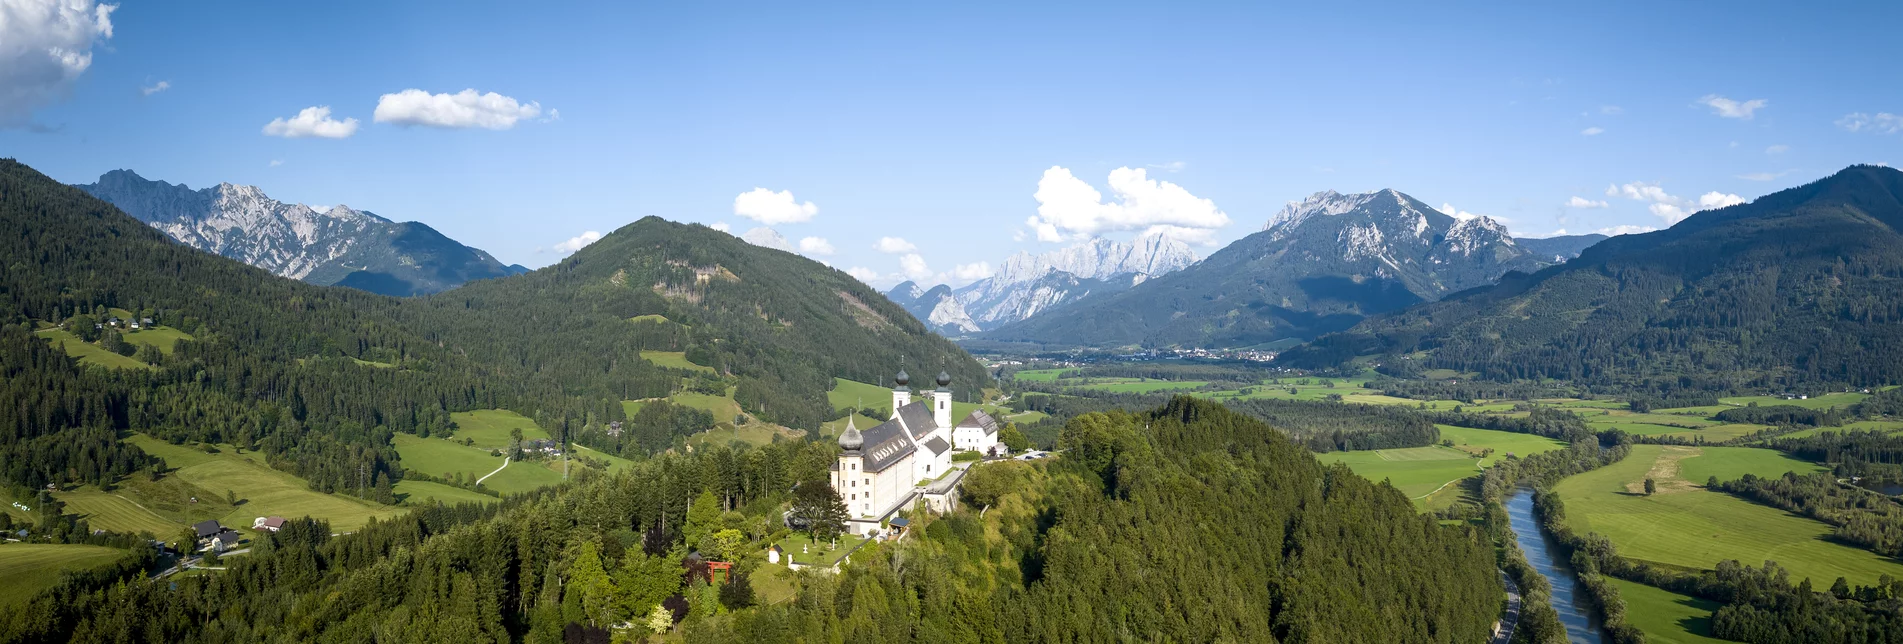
[1281,165,1903,394]
[0,397,1503,643]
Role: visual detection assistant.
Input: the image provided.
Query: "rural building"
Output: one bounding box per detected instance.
[951,410,1001,454]
[252,516,286,532]
[830,369,981,537]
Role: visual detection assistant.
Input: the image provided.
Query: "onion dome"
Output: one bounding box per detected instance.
[838,415,864,451]
[894,369,910,387]
[936,370,952,388]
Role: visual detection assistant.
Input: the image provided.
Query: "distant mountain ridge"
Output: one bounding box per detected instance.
[886,282,981,334]
[984,188,1605,349]
[1280,165,1903,391]
[77,170,524,296]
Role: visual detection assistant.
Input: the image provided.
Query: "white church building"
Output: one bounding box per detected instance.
[830,369,1001,536]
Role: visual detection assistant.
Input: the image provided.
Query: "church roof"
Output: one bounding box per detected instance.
[897,400,938,439]
[856,417,915,473]
[956,410,999,435]
[922,436,951,455]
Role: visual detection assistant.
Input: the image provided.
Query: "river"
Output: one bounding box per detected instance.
[1503,488,1607,644]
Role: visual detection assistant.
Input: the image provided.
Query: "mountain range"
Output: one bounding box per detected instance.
[77,170,527,297]
[982,188,1605,349]
[887,235,1202,335]
[1280,165,1903,391]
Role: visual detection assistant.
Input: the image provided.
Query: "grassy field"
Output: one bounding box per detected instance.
[392,480,497,506]
[774,532,868,567]
[818,413,888,439]
[1675,446,1821,483]
[35,328,153,370]
[641,350,715,373]
[1319,426,1566,510]
[56,486,187,536]
[628,314,673,325]
[480,459,569,495]
[674,392,744,424]
[1719,392,1869,410]
[1654,423,1772,442]
[1778,420,1903,439]
[124,325,193,354]
[53,469,237,537]
[1010,368,1069,382]
[828,377,893,411]
[1609,578,1727,644]
[571,445,636,472]
[621,400,647,418]
[1552,444,1903,587]
[1001,409,1048,424]
[1070,378,1209,394]
[0,544,126,610]
[751,563,800,604]
[450,410,549,449]
[128,435,404,533]
[393,434,505,481]
[689,424,787,449]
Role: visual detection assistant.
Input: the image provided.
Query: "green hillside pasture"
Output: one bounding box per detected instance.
[1552,444,1903,587]
[674,392,744,424]
[628,314,673,325]
[819,413,888,439]
[1548,398,1631,409]
[0,544,125,610]
[124,325,193,354]
[640,350,715,373]
[52,471,234,536]
[1319,447,1482,505]
[392,480,496,506]
[689,424,786,450]
[393,434,504,481]
[1072,379,1209,394]
[56,486,184,536]
[1778,420,1903,439]
[1010,369,1068,382]
[1002,410,1049,424]
[1609,578,1727,644]
[828,378,893,412]
[450,410,549,449]
[1436,425,1567,460]
[481,460,568,495]
[1650,405,1734,417]
[127,435,404,533]
[1590,411,1720,428]
[1676,446,1821,484]
[621,400,648,418]
[35,328,153,370]
[571,445,635,472]
[1719,392,1869,410]
[1655,423,1774,443]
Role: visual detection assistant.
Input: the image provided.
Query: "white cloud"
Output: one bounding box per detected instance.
[898,253,931,280]
[873,236,916,254]
[709,222,730,233]
[1697,94,1767,120]
[1698,191,1745,209]
[845,266,879,284]
[1566,196,1609,209]
[1580,127,1605,136]
[797,236,834,255]
[732,187,817,225]
[1438,203,1481,222]
[952,261,993,281]
[140,80,170,96]
[373,89,542,130]
[1600,105,1624,115]
[741,227,793,252]
[1596,224,1657,236]
[1838,112,1903,135]
[1765,144,1789,155]
[0,0,115,126]
[1140,224,1219,246]
[1607,181,1746,225]
[550,230,601,254]
[1146,161,1187,172]
[261,106,360,139]
[268,159,283,167]
[1027,166,1228,243]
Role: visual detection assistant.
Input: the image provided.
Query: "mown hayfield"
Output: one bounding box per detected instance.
[1322,426,1568,508]
[827,378,892,411]
[1609,578,1727,644]
[1719,392,1869,410]
[128,435,404,533]
[1655,423,1773,443]
[674,392,744,424]
[1591,411,1720,427]
[621,400,647,418]
[819,413,887,439]
[571,445,636,472]
[123,325,193,354]
[35,328,152,370]
[689,424,785,449]
[1675,446,1821,483]
[55,486,183,536]
[451,410,549,448]
[481,459,568,495]
[1003,409,1048,424]
[0,544,125,610]
[640,350,714,373]
[393,480,497,506]
[53,471,234,536]
[1010,368,1068,382]
[1552,444,1903,586]
[1777,420,1903,440]
[393,434,504,480]
[1436,425,1567,460]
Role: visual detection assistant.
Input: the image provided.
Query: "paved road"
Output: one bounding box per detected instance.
[474,457,511,486]
[1491,569,1523,644]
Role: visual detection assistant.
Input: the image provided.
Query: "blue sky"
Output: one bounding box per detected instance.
[4,1,1901,286]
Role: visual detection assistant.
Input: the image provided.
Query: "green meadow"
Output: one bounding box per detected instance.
[0,544,126,610]
[640,350,715,373]
[1609,578,1728,644]
[450,410,549,448]
[393,433,504,481]
[392,480,497,506]
[1009,368,1069,382]
[128,434,405,533]
[1718,392,1869,410]
[35,328,153,370]
[1318,425,1565,509]
[1551,444,1901,587]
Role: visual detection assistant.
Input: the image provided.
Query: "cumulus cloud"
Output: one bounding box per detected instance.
[140,80,170,96]
[1147,161,1187,172]
[1580,127,1605,136]
[732,188,817,225]
[845,266,879,284]
[1027,166,1228,243]
[1597,224,1657,236]
[550,230,601,254]
[1838,112,1903,135]
[1566,196,1609,209]
[0,0,115,126]
[898,253,931,280]
[1606,181,1747,225]
[262,106,360,138]
[952,261,993,281]
[1600,105,1624,115]
[268,159,283,167]
[874,236,916,254]
[798,236,834,255]
[741,227,793,252]
[1437,203,1481,222]
[373,89,542,129]
[1140,224,1219,246]
[709,222,730,233]
[1697,94,1767,119]
[1766,144,1789,155]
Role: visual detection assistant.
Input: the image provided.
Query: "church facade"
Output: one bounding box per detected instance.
[830,369,1000,536]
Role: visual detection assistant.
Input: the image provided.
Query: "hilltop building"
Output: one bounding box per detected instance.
[830,369,999,536]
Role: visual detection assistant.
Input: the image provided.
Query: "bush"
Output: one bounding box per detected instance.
[951,451,982,462]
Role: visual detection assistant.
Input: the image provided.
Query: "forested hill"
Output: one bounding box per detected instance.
[1,397,1503,643]
[401,215,987,428]
[0,157,979,496]
[1281,164,1903,394]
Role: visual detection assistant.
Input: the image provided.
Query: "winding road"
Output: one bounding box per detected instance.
[1490,569,1523,644]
